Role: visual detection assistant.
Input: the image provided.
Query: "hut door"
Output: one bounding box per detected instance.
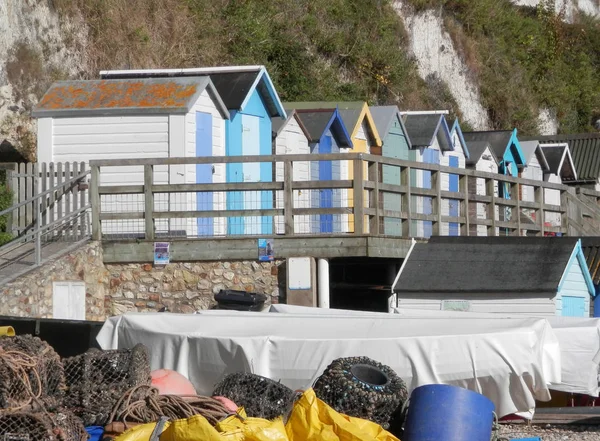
[242,114,261,235]
[422,148,439,238]
[448,156,459,236]
[562,296,585,317]
[319,135,333,233]
[196,112,213,236]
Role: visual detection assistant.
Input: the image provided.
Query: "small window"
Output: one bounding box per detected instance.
[442,300,471,312]
[52,281,86,321]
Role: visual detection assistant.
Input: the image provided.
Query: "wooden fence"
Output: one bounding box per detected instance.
[1,162,90,239]
[89,154,581,241]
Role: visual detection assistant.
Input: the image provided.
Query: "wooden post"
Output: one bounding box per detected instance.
[64,162,71,238]
[368,160,380,235]
[56,162,63,223]
[72,161,79,240]
[512,182,520,236]
[401,166,411,237]
[283,160,294,235]
[80,162,87,237]
[90,165,101,241]
[535,184,545,236]
[33,163,41,265]
[460,174,469,236]
[5,163,15,236]
[48,162,55,229]
[432,170,442,236]
[486,178,496,236]
[353,157,364,235]
[144,164,155,240]
[560,189,569,235]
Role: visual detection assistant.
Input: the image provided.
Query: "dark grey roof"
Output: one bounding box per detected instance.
[524,134,600,182]
[465,141,497,166]
[463,131,513,161]
[520,140,549,171]
[540,145,577,181]
[370,106,412,149]
[209,71,259,110]
[295,109,336,142]
[403,114,441,147]
[394,236,579,294]
[542,146,565,174]
[581,237,600,285]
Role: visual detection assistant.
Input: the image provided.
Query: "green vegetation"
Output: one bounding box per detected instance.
[51,0,600,135]
[0,171,14,246]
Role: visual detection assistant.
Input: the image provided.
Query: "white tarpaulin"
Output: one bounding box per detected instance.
[392,308,600,397]
[97,311,560,417]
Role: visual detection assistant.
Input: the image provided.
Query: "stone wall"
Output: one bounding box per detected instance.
[107,260,282,316]
[0,241,283,320]
[0,241,109,320]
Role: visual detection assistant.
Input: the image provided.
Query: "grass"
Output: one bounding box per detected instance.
[46,0,600,136]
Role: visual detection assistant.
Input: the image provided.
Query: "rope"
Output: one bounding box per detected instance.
[108,385,231,427]
[0,347,43,411]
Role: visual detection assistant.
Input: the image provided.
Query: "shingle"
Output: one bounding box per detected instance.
[33,77,210,117]
[394,236,578,293]
[463,131,513,161]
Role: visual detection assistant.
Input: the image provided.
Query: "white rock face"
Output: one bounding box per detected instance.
[509,0,600,22]
[392,1,491,130]
[538,108,559,135]
[0,0,87,154]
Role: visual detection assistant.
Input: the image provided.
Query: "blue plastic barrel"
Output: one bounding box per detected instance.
[85,426,104,441]
[403,384,495,441]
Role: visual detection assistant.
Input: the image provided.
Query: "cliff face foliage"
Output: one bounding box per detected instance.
[1,0,599,158]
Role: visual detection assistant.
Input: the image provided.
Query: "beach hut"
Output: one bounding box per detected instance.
[370,106,412,236]
[392,236,596,317]
[272,108,353,234]
[33,76,229,238]
[284,102,382,233]
[99,66,287,236]
[402,113,453,238]
[442,119,470,236]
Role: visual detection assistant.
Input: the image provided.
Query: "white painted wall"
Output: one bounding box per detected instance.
[473,147,499,236]
[396,292,557,316]
[440,129,467,235]
[545,173,562,227]
[274,117,310,234]
[183,89,226,237]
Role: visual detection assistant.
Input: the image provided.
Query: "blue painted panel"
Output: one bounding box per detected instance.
[448,155,459,236]
[241,89,269,118]
[242,114,261,235]
[422,148,438,238]
[562,296,585,317]
[259,110,273,235]
[196,112,213,236]
[226,112,245,235]
[320,135,333,233]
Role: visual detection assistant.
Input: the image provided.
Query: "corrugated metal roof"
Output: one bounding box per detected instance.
[394,236,580,294]
[581,237,600,285]
[526,134,600,182]
[33,77,219,118]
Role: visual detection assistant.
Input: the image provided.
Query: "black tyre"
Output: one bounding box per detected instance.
[212,373,296,420]
[313,356,408,428]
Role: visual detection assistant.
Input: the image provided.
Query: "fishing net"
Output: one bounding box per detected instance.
[212,373,297,420]
[313,356,408,429]
[63,344,151,426]
[0,410,87,441]
[0,335,65,411]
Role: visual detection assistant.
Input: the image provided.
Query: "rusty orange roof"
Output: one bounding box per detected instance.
[33,77,229,118]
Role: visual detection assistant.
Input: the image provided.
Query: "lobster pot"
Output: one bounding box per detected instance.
[0,411,87,441]
[63,344,151,426]
[403,384,495,441]
[0,335,65,410]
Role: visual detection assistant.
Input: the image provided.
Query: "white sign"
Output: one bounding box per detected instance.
[288,257,312,290]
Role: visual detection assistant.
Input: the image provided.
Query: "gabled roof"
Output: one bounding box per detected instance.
[523,133,600,182]
[369,105,412,149]
[463,129,526,168]
[292,108,353,147]
[465,141,499,167]
[99,65,286,118]
[403,113,452,151]
[393,236,593,296]
[540,143,578,181]
[283,102,382,147]
[446,118,470,159]
[32,77,229,118]
[581,237,600,285]
[520,140,550,171]
[271,109,309,139]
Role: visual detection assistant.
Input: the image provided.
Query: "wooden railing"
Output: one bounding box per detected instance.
[89,153,578,240]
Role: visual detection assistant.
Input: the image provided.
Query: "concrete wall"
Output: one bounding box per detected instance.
[0,241,282,321]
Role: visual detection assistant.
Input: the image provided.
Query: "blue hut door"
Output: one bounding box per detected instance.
[562,296,585,317]
[422,148,439,238]
[196,112,213,236]
[320,135,333,232]
[242,114,261,235]
[448,156,459,236]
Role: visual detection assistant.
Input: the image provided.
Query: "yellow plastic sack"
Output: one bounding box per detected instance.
[0,326,15,336]
[285,389,400,441]
[115,389,399,441]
